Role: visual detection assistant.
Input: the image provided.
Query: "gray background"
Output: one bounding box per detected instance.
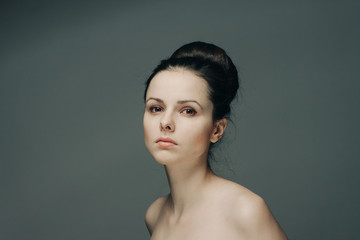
[1,0,359,239]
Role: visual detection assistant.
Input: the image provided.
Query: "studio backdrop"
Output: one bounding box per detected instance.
[1,0,359,239]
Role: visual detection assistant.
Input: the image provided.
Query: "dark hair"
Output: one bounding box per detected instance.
[144,41,239,121]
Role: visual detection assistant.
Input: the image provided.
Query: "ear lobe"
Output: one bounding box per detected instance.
[210,118,227,143]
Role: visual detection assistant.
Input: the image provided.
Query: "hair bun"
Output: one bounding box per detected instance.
[145,41,240,120]
[170,41,239,104]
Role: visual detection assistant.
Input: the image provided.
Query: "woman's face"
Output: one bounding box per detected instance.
[143,68,218,166]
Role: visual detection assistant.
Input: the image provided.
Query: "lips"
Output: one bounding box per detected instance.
[156,137,177,148]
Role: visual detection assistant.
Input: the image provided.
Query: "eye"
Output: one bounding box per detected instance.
[149,106,162,113]
[181,108,197,116]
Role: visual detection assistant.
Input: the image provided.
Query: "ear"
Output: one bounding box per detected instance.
[210,118,227,143]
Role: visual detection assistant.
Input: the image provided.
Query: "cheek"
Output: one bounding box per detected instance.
[143,114,157,142]
[143,116,150,137]
[183,122,214,147]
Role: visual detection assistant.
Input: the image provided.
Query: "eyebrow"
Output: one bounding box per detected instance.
[177,100,204,110]
[146,97,204,110]
[146,97,163,103]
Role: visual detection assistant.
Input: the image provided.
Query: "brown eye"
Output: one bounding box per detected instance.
[149,106,162,113]
[182,108,197,115]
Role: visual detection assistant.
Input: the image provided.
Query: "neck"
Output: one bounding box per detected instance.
[164,158,216,218]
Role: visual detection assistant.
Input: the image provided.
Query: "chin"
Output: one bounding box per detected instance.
[152,155,178,165]
[149,151,182,165]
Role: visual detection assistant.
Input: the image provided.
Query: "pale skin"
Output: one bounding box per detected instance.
[143,68,287,240]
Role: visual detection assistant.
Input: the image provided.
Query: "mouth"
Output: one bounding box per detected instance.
[156,137,177,148]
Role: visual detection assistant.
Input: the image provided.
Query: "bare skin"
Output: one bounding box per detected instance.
[144,69,287,240]
[145,170,287,240]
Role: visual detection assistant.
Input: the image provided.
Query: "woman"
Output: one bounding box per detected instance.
[143,41,287,239]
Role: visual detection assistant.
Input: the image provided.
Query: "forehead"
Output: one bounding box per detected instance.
[146,69,210,103]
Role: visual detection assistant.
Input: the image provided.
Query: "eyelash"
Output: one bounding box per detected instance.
[148,106,163,113]
[147,106,197,116]
[181,108,197,115]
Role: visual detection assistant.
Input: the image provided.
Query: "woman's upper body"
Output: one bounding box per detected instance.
[143,42,287,239]
[145,174,286,240]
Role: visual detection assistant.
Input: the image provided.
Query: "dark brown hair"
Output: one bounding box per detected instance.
[144,41,239,121]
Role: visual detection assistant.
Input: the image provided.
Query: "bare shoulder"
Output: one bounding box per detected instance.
[144,194,168,234]
[214,178,287,239]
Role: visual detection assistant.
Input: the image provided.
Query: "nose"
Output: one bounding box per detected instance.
[160,112,175,132]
